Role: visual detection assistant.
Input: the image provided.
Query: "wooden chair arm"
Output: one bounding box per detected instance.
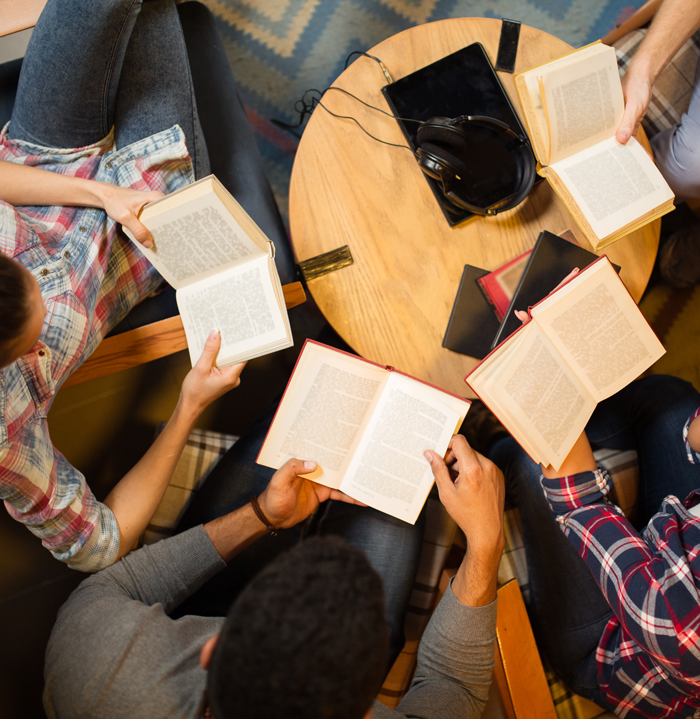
[63,281,306,388]
[0,0,48,36]
[494,579,556,719]
[601,0,661,46]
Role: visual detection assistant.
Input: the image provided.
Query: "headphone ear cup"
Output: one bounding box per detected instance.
[416,123,470,155]
[418,141,469,179]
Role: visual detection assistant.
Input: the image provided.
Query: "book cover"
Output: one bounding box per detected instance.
[443,265,503,360]
[477,249,533,321]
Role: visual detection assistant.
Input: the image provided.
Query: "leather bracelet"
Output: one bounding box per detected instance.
[250,495,278,536]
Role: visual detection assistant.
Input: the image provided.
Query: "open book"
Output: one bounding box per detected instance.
[123,175,292,367]
[514,42,674,250]
[257,341,471,523]
[466,257,665,470]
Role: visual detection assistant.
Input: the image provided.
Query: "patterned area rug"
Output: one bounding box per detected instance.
[201,0,645,224]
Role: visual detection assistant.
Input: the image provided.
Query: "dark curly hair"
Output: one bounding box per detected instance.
[207,536,388,719]
[0,253,33,367]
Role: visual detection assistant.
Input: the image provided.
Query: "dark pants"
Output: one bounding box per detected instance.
[489,375,700,708]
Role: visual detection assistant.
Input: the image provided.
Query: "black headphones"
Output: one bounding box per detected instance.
[415,115,536,216]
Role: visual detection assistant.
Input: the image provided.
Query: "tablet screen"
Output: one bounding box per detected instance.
[382,43,530,225]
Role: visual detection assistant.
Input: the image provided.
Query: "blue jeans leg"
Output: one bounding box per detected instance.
[172,400,425,666]
[651,54,700,200]
[9,0,142,146]
[587,375,700,527]
[9,0,209,179]
[489,436,614,693]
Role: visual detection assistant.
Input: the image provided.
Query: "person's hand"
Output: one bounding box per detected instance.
[425,435,504,555]
[179,330,246,417]
[426,435,505,605]
[258,459,365,530]
[97,183,163,248]
[616,68,653,144]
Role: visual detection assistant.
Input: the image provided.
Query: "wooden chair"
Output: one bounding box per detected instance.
[601,0,662,46]
[0,0,306,388]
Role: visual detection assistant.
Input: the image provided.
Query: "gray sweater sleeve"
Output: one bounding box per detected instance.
[44,526,226,719]
[75,524,228,612]
[372,580,497,719]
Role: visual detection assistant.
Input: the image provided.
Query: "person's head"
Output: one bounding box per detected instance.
[0,254,46,368]
[204,537,388,719]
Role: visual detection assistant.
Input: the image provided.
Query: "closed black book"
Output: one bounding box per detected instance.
[491,230,617,348]
[443,265,502,359]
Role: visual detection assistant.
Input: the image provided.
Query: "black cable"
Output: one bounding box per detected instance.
[343,50,379,69]
[272,86,420,150]
[272,50,414,146]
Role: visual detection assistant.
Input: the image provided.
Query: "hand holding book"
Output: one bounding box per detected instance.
[466,257,665,470]
[512,266,581,324]
[256,458,367,533]
[514,42,674,249]
[258,341,471,523]
[179,330,245,417]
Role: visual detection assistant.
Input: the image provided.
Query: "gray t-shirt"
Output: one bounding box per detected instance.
[44,525,497,718]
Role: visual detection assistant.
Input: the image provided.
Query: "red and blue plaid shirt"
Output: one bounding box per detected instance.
[0,124,193,571]
[540,407,700,718]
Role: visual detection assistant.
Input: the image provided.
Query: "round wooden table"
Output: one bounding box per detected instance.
[289,18,659,398]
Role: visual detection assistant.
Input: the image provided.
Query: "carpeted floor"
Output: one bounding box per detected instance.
[201,0,646,224]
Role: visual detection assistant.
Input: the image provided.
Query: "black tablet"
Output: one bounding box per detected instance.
[382,43,532,226]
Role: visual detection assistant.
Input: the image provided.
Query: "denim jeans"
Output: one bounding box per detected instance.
[9,0,210,179]
[651,55,700,200]
[489,375,700,708]
[173,401,426,667]
[8,0,298,291]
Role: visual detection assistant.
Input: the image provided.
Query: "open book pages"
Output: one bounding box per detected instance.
[257,341,470,523]
[548,136,675,246]
[516,42,619,166]
[514,43,674,249]
[467,258,665,469]
[123,175,292,367]
[177,253,291,367]
[122,176,270,289]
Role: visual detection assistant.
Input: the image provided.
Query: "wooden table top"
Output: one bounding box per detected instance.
[289,18,660,398]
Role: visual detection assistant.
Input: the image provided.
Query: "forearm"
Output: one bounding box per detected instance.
[0,160,111,209]
[627,0,700,84]
[541,430,597,479]
[452,541,502,607]
[103,398,202,558]
[203,502,269,562]
[396,580,496,719]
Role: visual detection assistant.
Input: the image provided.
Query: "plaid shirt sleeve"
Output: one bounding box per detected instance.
[540,468,700,683]
[1,124,194,572]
